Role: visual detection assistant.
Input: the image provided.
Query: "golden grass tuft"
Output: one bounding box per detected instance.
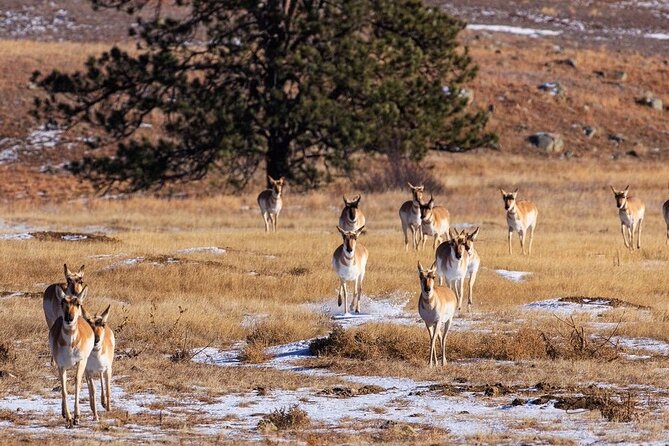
[311,321,619,364]
[260,405,310,431]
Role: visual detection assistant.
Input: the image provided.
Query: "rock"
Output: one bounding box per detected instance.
[562,150,575,159]
[460,88,474,105]
[593,70,627,82]
[537,82,563,96]
[613,70,628,81]
[608,133,625,144]
[511,398,527,406]
[528,132,564,153]
[636,95,663,111]
[583,126,596,138]
[555,58,577,68]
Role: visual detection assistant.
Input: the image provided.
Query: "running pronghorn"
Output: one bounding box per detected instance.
[48,286,94,427]
[83,305,115,421]
[419,195,451,250]
[610,185,645,250]
[339,195,366,232]
[663,184,669,246]
[500,188,538,255]
[257,176,285,232]
[332,226,368,314]
[417,261,457,367]
[399,183,424,251]
[43,264,86,329]
[435,229,469,313]
[463,227,480,313]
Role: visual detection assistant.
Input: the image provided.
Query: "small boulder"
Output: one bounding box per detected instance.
[636,95,663,111]
[613,70,628,82]
[608,133,625,144]
[556,58,577,68]
[528,132,564,153]
[583,126,596,138]
[538,82,563,96]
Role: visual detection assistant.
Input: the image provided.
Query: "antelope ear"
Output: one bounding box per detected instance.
[499,188,506,197]
[64,263,71,277]
[343,195,349,205]
[355,225,366,235]
[429,261,437,272]
[449,228,457,239]
[408,182,415,189]
[336,226,345,235]
[610,185,616,194]
[417,186,424,191]
[624,185,630,193]
[78,265,85,275]
[512,188,519,196]
[81,305,93,323]
[55,286,67,302]
[428,195,434,208]
[354,194,361,205]
[417,260,424,273]
[278,177,285,184]
[468,227,480,240]
[267,175,276,184]
[100,304,111,324]
[77,286,88,303]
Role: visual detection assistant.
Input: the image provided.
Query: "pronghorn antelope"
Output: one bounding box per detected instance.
[332,226,368,314]
[399,183,424,251]
[435,229,470,313]
[48,286,94,427]
[500,189,538,255]
[339,195,366,232]
[43,264,86,330]
[463,227,480,313]
[417,261,457,367]
[419,196,451,250]
[610,185,645,250]
[257,176,285,232]
[83,305,115,421]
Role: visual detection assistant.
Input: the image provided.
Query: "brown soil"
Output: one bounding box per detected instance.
[559,296,651,310]
[319,385,385,398]
[29,231,117,243]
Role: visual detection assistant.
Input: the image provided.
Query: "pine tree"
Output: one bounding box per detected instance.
[33,0,495,191]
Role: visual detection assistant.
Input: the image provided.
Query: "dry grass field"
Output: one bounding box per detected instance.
[2,152,669,443]
[0,3,669,442]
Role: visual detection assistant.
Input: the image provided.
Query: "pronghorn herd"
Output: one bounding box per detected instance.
[31,179,665,427]
[42,264,115,427]
[258,178,668,367]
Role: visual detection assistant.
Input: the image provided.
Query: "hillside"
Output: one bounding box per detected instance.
[0,1,667,200]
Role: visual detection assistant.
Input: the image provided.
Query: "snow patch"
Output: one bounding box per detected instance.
[467,24,562,37]
[495,269,531,283]
[305,293,415,328]
[613,337,669,356]
[523,298,611,314]
[176,247,226,255]
[0,233,33,241]
[61,234,88,241]
[645,32,669,40]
